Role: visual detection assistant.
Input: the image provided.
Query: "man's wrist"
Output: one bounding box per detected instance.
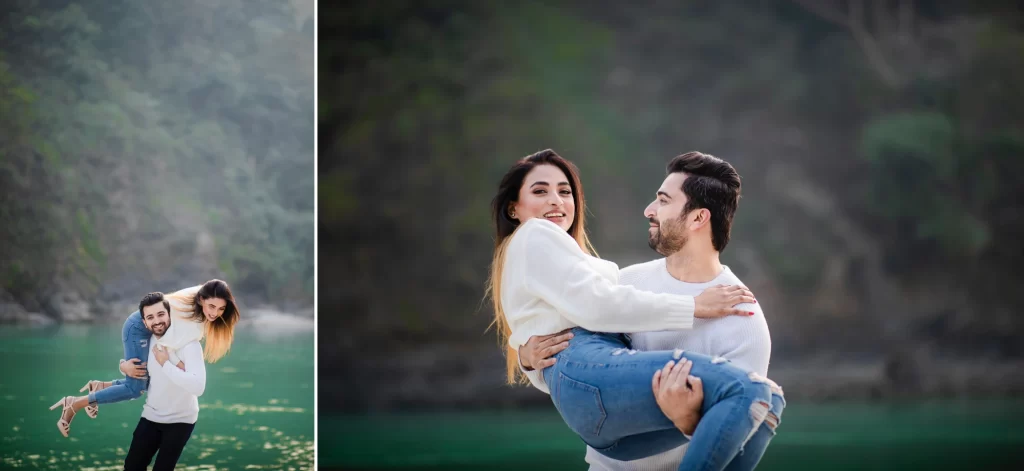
[517,350,534,371]
[672,412,700,436]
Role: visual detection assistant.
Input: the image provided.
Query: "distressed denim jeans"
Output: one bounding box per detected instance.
[89,311,150,404]
[543,328,785,471]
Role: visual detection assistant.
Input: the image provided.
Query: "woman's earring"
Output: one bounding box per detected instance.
[509,210,516,219]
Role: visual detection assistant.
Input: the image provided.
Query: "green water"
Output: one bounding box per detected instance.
[0,323,314,470]
[321,401,1024,470]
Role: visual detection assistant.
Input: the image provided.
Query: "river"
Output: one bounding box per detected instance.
[0,321,313,470]
[321,400,1024,470]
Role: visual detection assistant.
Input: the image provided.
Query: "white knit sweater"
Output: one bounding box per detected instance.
[155,285,205,352]
[584,259,772,471]
[141,339,206,424]
[501,218,697,356]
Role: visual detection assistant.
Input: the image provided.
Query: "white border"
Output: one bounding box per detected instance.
[312,0,319,467]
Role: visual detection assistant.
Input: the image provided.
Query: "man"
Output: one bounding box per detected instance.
[123,292,207,471]
[519,151,775,470]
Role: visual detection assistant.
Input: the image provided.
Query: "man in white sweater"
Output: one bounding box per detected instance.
[123,292,207,471]
[520,151,772,470]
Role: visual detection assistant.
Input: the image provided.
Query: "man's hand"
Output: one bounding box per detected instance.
[694,284,756,319]
[120,358,148,379]
[519,329,574,371]
[652,359,704,435]
[153,344,169,366]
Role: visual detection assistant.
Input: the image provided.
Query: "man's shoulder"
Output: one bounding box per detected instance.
[716,266,746,286]
[621,258,664,275]
[619,258,665,286]
[180,340,204,356]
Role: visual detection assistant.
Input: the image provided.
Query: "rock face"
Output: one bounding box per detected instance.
[0,282,307,326]
[0,288,53,325]
[53,291,94,322]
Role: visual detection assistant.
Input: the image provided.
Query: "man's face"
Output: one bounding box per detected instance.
[644,173,691,256]
[142,302,171,337]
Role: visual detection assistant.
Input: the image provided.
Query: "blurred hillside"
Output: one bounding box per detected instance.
[319,0,1024,411]
[0,0,315,323]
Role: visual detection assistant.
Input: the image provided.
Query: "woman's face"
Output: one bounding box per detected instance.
[511,164,575,232]
[201,297,228,322]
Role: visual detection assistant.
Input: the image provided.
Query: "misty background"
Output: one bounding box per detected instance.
[1,0,315,322]
[0,2,315,470]
[320,1,1024,469]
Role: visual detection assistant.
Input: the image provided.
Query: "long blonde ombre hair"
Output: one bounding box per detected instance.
[486,149,597,384]
[167,279,241,363]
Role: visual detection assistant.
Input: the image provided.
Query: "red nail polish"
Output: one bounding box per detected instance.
[749,312,755,316]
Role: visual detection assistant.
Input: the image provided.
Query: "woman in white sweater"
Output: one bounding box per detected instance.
[488,150,784,471]
[48,279,240,437]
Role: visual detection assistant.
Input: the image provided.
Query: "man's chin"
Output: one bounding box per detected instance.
[648,239,671,256]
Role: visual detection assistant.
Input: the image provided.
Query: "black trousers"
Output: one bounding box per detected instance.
[123,417,196,471]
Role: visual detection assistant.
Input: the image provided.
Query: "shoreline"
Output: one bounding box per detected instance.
[0,297,313,327]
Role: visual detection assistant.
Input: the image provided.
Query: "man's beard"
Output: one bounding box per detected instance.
[149,321,170,337]
[648,218,688,256]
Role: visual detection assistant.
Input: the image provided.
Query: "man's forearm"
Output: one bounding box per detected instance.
[163,344,207,396]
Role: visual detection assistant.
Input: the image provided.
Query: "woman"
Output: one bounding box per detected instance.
[488,150,784,471]
[49,279,241,437]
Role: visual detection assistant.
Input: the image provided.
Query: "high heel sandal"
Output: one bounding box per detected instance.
[48,396,76,438]
[78,380,103,419]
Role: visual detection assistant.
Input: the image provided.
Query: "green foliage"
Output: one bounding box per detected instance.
[859,109,1023,257]
[0,0,313,307]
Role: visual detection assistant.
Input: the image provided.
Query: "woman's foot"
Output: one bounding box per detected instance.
[78,380,108,419]
[48,396,77,437]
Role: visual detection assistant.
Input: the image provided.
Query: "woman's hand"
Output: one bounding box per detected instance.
[153,345,169,366]
[519,329,574,371]
[693,284,756,318]
[120,358,148,379]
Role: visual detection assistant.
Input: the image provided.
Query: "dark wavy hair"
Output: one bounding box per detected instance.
[487,149,596,384]
[667,151,742,252]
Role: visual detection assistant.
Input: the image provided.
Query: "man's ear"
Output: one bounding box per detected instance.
[691,208,711,228]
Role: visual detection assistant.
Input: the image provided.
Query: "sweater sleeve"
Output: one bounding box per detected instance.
[517,220,695,338]
[518,354,549,394]
[156,284,206,351]
[155,317,204,351]
[160,341,206,396]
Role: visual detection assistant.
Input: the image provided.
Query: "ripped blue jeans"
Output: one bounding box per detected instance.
[543,328,785,471]
[88,311,150,404]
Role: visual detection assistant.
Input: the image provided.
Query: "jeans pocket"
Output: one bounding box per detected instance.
[556,372,607,438]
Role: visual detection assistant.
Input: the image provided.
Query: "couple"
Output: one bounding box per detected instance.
[49,280,241,470]
[488,150,784,471]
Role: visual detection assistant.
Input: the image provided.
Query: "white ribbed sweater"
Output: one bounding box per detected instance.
[584,259,772,471]
[501,218,697,354]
